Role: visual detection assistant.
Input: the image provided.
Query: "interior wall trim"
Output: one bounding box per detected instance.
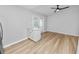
[3,37,28,48]
[46,31,79,37]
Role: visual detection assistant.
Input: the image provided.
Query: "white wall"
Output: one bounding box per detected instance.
[47,5,79,36]
[0,6,45,47]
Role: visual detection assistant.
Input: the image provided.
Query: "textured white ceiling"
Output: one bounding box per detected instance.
[20,5,69,16]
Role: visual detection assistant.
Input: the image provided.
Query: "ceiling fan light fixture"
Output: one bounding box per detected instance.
[56,9,59,12]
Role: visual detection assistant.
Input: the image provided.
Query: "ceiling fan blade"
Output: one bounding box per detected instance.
[59,6,69,10]
[54,9,57,13]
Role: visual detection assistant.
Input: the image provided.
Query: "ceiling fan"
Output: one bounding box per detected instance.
[51,5,69,12]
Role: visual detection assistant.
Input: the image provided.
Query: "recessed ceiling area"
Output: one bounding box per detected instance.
[20,5,70,16]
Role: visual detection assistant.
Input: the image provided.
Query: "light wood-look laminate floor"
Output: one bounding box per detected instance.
[4,32,79,54]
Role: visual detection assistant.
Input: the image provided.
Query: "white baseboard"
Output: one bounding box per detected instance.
[3,37,28,48]
[76,39,79,54]
[46,31,79,37]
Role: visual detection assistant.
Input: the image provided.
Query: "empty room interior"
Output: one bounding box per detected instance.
[0,5,79,54]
